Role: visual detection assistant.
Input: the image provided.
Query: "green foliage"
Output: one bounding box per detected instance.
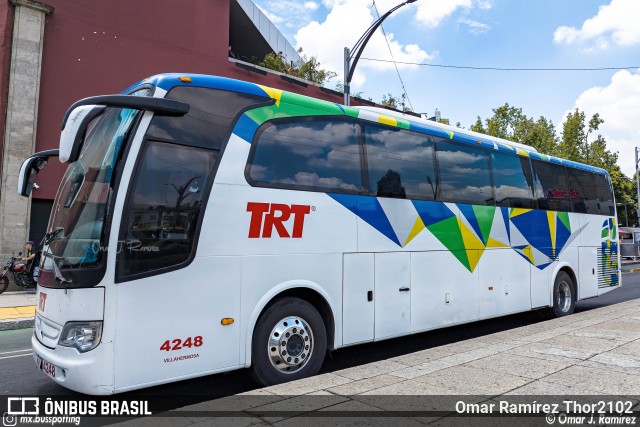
[257,48,337,86]
[471,104,635,224]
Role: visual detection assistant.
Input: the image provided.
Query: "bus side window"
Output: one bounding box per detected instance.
[531,160,572,212]
[118,141,217,278]
[435,139,494,206]
[247,118,363,194]
[491,151,536,209]
[594,173,615,216]
[566,167,598,214]
[364,124,436,200]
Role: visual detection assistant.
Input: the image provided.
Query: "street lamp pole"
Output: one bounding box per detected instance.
[343,0,417,106]
[636,147,640,223]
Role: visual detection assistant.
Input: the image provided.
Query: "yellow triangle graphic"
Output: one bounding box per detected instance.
[404,216,426,247]
[547,211,556,252]
[257,85,282,107]
[510,208,532,218]
[516,148,529,157]
[522,245,535,264]
[487,237,509,248]
[468,249,480,272]
[458,218,485,250]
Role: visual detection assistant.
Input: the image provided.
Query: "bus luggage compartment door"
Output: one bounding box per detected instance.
[374,252,411,340]
[342,253,374,346]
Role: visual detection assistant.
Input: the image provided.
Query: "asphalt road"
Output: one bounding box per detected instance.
[1,271,639,410]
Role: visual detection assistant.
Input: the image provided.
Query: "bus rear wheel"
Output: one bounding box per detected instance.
[549,271,576,317]
[250,297,326,386]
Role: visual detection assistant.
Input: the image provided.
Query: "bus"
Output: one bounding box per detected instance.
[19,73,620,395]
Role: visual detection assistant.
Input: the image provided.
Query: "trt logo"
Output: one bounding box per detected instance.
[38,292,47,312]
[246,202,311,238]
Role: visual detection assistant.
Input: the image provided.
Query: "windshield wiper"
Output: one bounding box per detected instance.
[41,252,72,285]
[44,228,64,245]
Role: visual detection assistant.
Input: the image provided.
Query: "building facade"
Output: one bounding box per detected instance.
[0,0,368,256]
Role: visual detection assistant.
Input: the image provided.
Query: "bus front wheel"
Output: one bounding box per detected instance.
[549,271,576,317]
[250,297,327,386]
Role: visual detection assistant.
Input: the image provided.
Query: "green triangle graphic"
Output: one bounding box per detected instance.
[471,205,496,245]
[427,216,470,271]
[557,211,570,232]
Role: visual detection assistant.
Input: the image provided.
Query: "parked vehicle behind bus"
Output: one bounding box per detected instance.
[19,74,620,395]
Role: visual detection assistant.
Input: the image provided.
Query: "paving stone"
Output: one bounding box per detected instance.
[333,360,407,381]
[580,352,640,373]
[505,379,603,395]
[543,365,640,395]
[327,374,406,395]
[511,342,596,362]
[389,358,457,380]
[537,334,622,353]
[262,373,351,396]
[387,348,457,366]
[412,365,531,395]
[610,339,640,357]
[466,353,573,380]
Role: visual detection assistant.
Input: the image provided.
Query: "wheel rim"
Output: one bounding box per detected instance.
[557,280,572,313]
[268,316,314,374]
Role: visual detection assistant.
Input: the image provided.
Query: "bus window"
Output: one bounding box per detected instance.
[594,173,615,216]
[147,86,267,150]
[247,118,362,194]
[364,125,436,200]
[491,151,536,209]
[531,160,572,212]
[435,140,493,206]
[566,168,598,214]
[118,141,217,278]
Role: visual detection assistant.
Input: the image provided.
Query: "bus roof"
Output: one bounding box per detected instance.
[139,73,609,176]
[354,106,538,153]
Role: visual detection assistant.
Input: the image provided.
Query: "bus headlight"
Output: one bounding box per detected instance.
[58,321,103,352]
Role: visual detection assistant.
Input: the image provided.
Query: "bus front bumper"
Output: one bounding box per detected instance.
[32,333,114,395]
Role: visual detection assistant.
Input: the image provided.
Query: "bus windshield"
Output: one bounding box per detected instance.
[43,106,140,275]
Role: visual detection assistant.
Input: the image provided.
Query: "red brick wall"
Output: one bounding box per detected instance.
[33,0,360,199]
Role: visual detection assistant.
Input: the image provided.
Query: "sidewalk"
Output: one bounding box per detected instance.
[0,290,36,331]
[142,297,640,426]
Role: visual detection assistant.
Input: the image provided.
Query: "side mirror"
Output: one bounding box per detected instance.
[59,105,105,163]
[18,149,59,197]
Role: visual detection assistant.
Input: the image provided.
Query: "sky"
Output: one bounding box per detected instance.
[252,0,640,177]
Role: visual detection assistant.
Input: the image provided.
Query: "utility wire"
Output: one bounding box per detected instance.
[360,57,640,71]
[371,0,414,111]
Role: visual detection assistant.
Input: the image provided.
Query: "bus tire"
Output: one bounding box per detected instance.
[549,271,576,318]
[250,296,327,386]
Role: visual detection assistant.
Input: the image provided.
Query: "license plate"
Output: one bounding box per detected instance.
[37,355,58,379]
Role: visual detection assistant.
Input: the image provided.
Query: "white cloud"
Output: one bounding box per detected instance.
[458,18,491,35]
[415,0,472,27]
[293,0,432,87]
[554,0,640,49]
[569,69,640,177]
[304,1,319,10]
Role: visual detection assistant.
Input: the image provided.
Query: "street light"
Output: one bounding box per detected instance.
[343,0,417,106]
[636,147,640,222]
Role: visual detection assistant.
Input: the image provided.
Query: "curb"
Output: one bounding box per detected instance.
[0,317,34,331]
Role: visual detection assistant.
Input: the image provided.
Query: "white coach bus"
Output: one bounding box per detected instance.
[19,73,620,395]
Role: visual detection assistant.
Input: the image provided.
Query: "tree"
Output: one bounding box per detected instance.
[470,103,558,155]
[257,48,337,86]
